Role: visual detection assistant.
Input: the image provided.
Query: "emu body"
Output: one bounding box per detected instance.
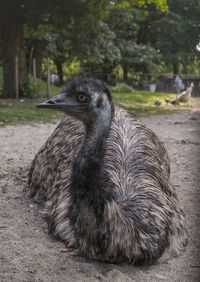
[177,82,194,103]
[29,78,188,264]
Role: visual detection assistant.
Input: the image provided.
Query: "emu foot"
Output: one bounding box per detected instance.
[58,247,81,257]
[58,247,74,253]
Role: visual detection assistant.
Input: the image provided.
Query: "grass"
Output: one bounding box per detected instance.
[0,66,193,126]
[113,91,191,116]
[0,89,193,126]
[0,78,64,126]
[0,73,193,126]
[0,99,64,126]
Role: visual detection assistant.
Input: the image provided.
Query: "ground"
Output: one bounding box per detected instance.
[0,109,200,282]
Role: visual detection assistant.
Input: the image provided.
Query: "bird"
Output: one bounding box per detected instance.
[154,100,161,107]
[28,78,188,265]
[177,82,194,103]
[171,100,180,106]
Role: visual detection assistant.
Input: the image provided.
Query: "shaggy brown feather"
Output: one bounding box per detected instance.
[29,93,188,264]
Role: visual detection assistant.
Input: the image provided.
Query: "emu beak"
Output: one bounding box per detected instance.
[36,93,86,112]
[36,93,67,111]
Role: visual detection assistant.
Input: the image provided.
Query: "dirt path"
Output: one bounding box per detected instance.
[0,110,200,282]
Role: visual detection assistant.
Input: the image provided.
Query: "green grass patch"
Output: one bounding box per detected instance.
[0,99,64,126]
[113,91,191,116]
[0,90,194,126]
[0,75,64,126]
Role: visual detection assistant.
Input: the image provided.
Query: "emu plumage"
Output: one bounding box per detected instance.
[28,78,187,264]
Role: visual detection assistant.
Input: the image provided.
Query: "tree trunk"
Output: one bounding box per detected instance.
[55,61,64,84]
[1,19,24,98]
[19,26,28,96]
[32,42,45,78]
[122,65,128,82]
[173,62,179,75]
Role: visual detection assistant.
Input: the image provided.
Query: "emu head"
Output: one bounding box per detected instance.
[37,78,113,123]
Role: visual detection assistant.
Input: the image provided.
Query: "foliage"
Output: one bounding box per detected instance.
[0,0,199,99]
[111,83,135,93]
[0,66,3,92]
[77,21,121,82]
[28,75,62,98]
[116,0,168,12]
[151,0,200,73]
[152,12,188,71]
[0,0,110,98]
[107,6,161,81]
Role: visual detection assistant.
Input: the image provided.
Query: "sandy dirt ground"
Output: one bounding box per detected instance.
[0,108,200,282]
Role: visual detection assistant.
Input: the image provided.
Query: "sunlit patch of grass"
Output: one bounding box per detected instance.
[0,90,195,126]
[112,91,192,116]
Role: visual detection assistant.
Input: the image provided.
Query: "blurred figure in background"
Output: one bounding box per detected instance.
[174,74,185,93]
[50,73,60,85]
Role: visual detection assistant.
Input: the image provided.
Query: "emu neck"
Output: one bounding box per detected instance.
[84,114,111,159]
[80,107,112,176]
[71,105,113,207]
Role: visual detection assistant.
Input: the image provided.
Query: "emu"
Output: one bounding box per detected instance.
[177,82,194,103]
[28,78,188,264]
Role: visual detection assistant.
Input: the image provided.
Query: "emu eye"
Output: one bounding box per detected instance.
[77,93,87,103]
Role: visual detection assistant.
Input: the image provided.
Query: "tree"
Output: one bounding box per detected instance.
[0,2,24,98]
[25,25,51,79]
[0,0,171,97]
[151,0,200,74]
[0,0,49,97]
[48,32,72,84]
[73,21,120,83]
[107,5,161,83]
[0,0,110,98]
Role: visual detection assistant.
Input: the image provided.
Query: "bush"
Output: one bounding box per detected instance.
[111,83,135,93]
[28,75,61,98]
